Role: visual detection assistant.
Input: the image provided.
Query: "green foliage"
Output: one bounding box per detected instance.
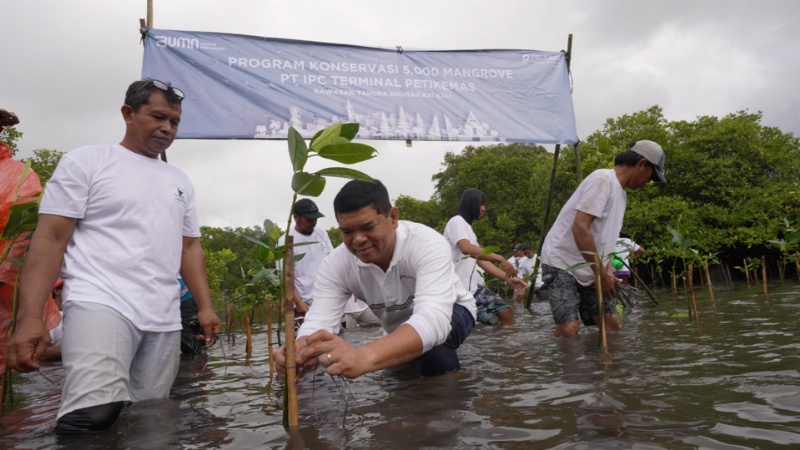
[19,149,65,185]
[200,225,264,307]
[429,142,559,254]
[0,126,22,155]
[326,226,342,249]
[578,107,800,267]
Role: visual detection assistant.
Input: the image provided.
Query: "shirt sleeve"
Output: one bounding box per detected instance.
[297,248,350,338]
[402,235,458,352]
[574,171,612,219]
[38,155,90,218]
[444,216,474,250]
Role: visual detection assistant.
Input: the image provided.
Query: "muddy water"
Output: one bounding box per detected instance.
[2,282,799,449]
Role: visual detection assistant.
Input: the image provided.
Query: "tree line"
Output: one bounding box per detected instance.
[5,104,799,311]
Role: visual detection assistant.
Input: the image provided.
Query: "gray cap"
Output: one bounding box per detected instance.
[629,140,666,183]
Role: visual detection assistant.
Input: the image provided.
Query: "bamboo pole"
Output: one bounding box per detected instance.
[704,259,715,301]
[529,34,574,309]
[245,311,253,356]
[762,255,768,294]
[283,236,299,427]
[266,294,275,376]
[595,254,607,353]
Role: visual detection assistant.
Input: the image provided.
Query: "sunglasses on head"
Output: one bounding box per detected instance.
[148,79,185,100]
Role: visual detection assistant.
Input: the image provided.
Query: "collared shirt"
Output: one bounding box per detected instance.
[298,221,476,353]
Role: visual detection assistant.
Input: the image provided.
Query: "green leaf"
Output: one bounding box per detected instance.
[317,143,377,164]
[480,245,500,256]
[8,201,39,213]
[309,123,342,152]
[315,167,374,182]
[240,232,271,249]
[288,127,308,172]
[262,219,283,246]
[340,123,360,140]
[291,172,326,196]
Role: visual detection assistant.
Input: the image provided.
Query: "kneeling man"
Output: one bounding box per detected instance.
[274,180,476,379]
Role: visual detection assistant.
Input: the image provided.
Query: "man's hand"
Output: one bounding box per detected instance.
[298,330,369,379]
[499,259,518,278]
[294,300,309,315]
[274,336,321,380]
[197,308,222,348]
[600,269,621,300]
[509,277,528,291]
[6,318,51,372]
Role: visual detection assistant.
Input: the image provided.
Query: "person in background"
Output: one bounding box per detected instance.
[277,198,334,332]
[342,295,382,330]
[7,79,221,434]
[41,279,65,361]
[177,278,205,357]
[539,140,665,338]
[443,189,526,325]
[611,234,646,286]
[274,180,476,379]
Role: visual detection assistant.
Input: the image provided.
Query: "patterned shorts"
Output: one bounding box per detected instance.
[473,286,510,325]
[540,264,617,326]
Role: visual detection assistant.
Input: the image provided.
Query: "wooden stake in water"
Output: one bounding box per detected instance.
[704,259,715,301]
[743,258,751,287]
[687,263,701,333]
[762,255,768,294]
[795,253,800,283]
[284,236,299,427]
[595,254,607,353]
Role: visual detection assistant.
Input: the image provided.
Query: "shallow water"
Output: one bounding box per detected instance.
[2,282,800,449]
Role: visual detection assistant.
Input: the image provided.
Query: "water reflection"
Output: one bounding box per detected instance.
[2,283,800,449]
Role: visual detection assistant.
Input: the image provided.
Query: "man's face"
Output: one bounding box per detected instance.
[294,214,317,236]
[513,249,524,258]
[121,91,181,158]
[630,159,655,190]
[524,250,534,258]
[337,205,399,271]
[478,203,486,220]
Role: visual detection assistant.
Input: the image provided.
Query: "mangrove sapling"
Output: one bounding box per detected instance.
[762,255,768,294]
[261,122,377,427]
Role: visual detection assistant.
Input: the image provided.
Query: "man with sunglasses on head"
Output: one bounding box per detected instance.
[539,140,665,338]
[7,79,221,434]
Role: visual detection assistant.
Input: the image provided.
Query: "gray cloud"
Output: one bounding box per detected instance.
[3,0,798,231]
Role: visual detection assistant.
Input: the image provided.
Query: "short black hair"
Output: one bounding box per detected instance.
[614,143,649,167]
[124,79,183,112]
[334,179,391,217]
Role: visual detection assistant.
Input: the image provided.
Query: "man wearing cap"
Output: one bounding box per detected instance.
[278,198,334,331]
[540,140,665,338]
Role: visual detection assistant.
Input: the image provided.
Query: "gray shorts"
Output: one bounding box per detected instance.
[540,264,617,326]
[58,301,180,418]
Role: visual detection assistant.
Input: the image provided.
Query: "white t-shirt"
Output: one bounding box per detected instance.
[277,225,333,306]
[518,255,544,289]
[40,144,200,331]
[541,169,627,286]
[299,221,477,353]
[443,215,481,293]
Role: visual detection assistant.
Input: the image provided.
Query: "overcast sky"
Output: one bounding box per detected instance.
[3,0,799,232]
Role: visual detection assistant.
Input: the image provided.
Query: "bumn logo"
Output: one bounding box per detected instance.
[155,36,200,49]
